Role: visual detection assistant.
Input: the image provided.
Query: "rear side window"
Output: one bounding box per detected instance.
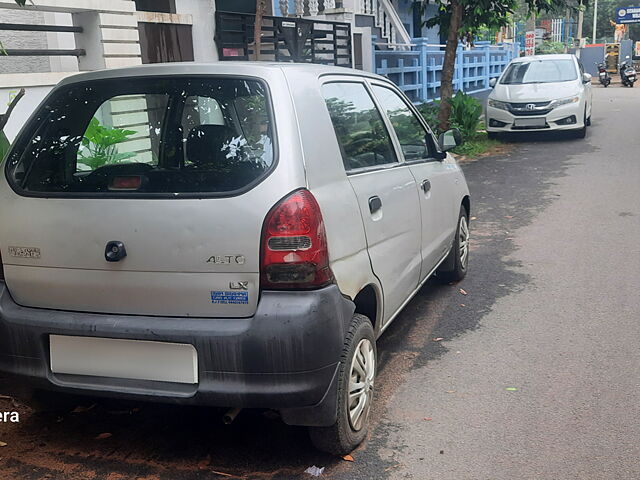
[6,77,275,196]
[322,82,397,172]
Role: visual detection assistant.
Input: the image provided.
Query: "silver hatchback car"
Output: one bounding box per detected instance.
[0,63,470,453]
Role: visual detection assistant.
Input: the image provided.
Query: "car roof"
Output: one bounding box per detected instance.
[511,54,577,63]
[57,62,388,88]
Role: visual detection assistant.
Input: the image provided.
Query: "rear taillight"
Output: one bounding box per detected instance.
[260,189,334,290]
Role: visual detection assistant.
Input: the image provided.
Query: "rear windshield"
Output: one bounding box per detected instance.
[500,59,578,84]
[5,77,275,196]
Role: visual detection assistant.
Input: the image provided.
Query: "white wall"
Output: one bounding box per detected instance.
[0,79,62,141]
[175,0,218,62]
[0,9,50,74]
[45,12,79,72]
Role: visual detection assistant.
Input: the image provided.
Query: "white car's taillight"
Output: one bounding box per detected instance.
[260,189,334,290]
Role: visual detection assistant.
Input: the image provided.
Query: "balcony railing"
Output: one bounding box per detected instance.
[279,0,411,48]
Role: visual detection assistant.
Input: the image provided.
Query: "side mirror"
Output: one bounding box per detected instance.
[489,77,497,88]
[438,128,463,153]
[582,72,592,83]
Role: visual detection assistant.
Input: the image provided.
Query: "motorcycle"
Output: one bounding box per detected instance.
[620,56,637,88]
[596,62,611,87]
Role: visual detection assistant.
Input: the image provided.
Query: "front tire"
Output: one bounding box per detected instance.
[574,111,588,139]
[309,314,376,455]
[437,205,470,283]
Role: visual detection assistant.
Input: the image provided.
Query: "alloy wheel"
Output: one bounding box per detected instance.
[348,338,375,431]
[459,215,470,268]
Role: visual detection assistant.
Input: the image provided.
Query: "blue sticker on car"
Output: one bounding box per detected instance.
[211,291,249,305]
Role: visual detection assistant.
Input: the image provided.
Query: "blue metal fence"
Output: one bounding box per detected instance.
[375,39,520,103]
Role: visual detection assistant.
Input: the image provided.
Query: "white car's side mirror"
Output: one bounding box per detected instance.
[582,73,592,84]
[489,78,497,88]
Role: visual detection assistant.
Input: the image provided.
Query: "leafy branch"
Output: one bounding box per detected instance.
[77,118,137,170]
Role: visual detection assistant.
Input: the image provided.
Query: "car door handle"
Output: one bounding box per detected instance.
[369,196,382,214]
[421,179,431,193]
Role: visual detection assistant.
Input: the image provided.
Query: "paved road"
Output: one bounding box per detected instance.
[1,85,638,480]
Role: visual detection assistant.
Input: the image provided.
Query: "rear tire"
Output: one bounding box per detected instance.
[487,131,500,140]
[437,205,470,283]
[309,314,376,455]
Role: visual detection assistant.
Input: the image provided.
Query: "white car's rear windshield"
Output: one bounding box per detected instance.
[501,60,578,85]
[5,77,275,197]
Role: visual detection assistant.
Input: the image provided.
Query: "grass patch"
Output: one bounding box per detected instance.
[452,131,502,158]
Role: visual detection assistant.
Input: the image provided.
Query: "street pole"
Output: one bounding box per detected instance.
[592,0,598,44]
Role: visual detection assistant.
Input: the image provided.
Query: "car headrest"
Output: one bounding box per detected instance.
[186,124,235,167]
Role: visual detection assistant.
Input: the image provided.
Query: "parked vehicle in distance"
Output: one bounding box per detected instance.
[0,63,470,454]
[596,61,611,87]
[487,54,593,139]
[619,56,637,87]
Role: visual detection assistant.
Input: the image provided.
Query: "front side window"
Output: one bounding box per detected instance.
[322,82,397,172]
[501,60,578,84]
[6,77,275,196]
[372,85,432,161]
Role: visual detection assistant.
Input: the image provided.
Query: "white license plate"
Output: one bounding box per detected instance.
[50,335,198,384]
[514,118,546,127]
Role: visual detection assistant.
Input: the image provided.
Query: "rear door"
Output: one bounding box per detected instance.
[0,75,283,318]
[322,80,422,325]
[370,83,458,276]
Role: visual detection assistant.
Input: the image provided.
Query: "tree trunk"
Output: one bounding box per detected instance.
[253,0,266,61]
[0,88,25,159]
[564,8,571,53]
[437,0,463,132]
[577,1,584,42]
[0,88,25,132]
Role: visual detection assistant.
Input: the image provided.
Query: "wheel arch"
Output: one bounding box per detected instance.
[352,283,383,335]
[462,195,470,217]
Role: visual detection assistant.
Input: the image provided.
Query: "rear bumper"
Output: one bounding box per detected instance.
[0,282,354,426]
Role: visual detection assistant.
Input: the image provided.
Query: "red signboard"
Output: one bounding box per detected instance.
[525,31,536,56]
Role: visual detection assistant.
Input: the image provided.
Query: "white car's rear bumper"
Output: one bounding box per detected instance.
[486,102,586,133]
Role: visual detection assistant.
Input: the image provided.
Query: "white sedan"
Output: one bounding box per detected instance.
[486,54,593,138]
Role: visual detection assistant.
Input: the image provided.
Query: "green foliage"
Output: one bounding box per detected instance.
[416,101,441,130]
[583,0,640,43]
[417,0,588,36]
[77,117,137,170]
[448,91,482,142]
[0,130,10,164]
[536,40,566,54]
[417,92,482,142]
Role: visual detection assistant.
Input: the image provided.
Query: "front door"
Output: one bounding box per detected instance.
[322,81,422,325]
[370,83,457,277]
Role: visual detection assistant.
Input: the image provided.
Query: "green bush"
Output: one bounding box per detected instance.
[448,91,483,142]
[536,41,565,55]
[417,91,482,142]
[416,101,440,131]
